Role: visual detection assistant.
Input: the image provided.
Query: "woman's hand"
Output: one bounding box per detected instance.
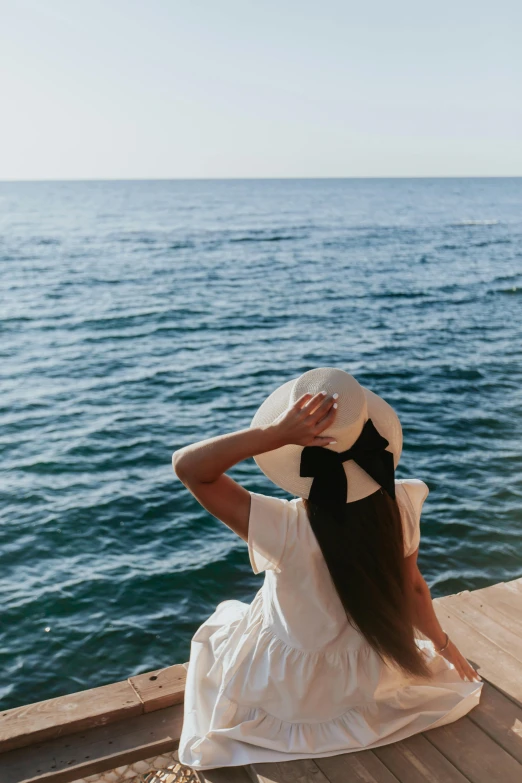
[439,640,482,683]
[270,391,338,448]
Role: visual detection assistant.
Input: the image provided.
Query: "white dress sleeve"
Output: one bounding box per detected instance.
[397,479,429,557]
[247,491,294,575]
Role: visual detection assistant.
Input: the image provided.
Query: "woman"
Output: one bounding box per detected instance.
[172,367,483,771]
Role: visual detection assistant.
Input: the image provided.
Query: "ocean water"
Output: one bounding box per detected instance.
[1,177,521,711]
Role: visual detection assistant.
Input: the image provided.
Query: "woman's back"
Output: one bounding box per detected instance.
[247,479,429,653]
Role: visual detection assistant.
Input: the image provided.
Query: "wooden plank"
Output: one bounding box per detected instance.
[128,663,187,712]
[197,767,253,782]
[504,577,522,592]
[0,680,143,754]
[457,591,522,640]
[425,715,522,782]
[249,759,331,782]
[433,600,522,701]
[469,583,522,624]
[315,750,401,782]
[0,704,183,783]
[466,682,522,763]
[440,593,522,663]
[0,663,188,754]
[373,733,470,782]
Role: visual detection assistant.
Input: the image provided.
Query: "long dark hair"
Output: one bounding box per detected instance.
[303,487,432,679]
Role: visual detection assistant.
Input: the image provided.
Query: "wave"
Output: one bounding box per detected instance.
[34,237,61,246]
[493,274,521,284]
[372,290,428,299]
[450,219,499,226]
[472,238,511,248]
[229,234,301,243]
[168,241,194,250]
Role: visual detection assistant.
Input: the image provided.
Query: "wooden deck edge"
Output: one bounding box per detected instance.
[0,704,184,783]
[0,663,188,754]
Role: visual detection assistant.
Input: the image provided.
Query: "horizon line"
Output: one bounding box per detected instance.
[1,175,522,184]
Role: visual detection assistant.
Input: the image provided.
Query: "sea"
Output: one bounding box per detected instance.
[1,177,521,711]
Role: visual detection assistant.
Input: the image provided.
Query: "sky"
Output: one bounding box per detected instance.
[1,0,520,180]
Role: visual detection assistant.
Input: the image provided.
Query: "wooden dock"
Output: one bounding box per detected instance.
[1,577,521,783]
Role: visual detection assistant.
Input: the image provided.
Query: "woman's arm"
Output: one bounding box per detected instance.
[406,564,448,649]
[172,391,337,542]
[404,553,481,682]
[172,427,284,542]
[172,426,285,485]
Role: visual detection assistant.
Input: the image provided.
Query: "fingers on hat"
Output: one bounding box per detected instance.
[294,392,313,408]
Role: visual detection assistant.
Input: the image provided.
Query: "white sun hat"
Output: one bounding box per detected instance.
[250,367,403,504]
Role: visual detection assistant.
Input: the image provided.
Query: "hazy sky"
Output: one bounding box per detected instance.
[1,0,520,179]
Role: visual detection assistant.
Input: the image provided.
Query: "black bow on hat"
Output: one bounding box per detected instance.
[299,418,396,523]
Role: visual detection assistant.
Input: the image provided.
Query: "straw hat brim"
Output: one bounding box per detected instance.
[250,379,403,503]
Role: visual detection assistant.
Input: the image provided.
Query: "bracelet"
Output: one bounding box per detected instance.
[436,631,450,653]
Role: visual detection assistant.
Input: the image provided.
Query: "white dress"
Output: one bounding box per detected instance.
[178,479,483,771]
